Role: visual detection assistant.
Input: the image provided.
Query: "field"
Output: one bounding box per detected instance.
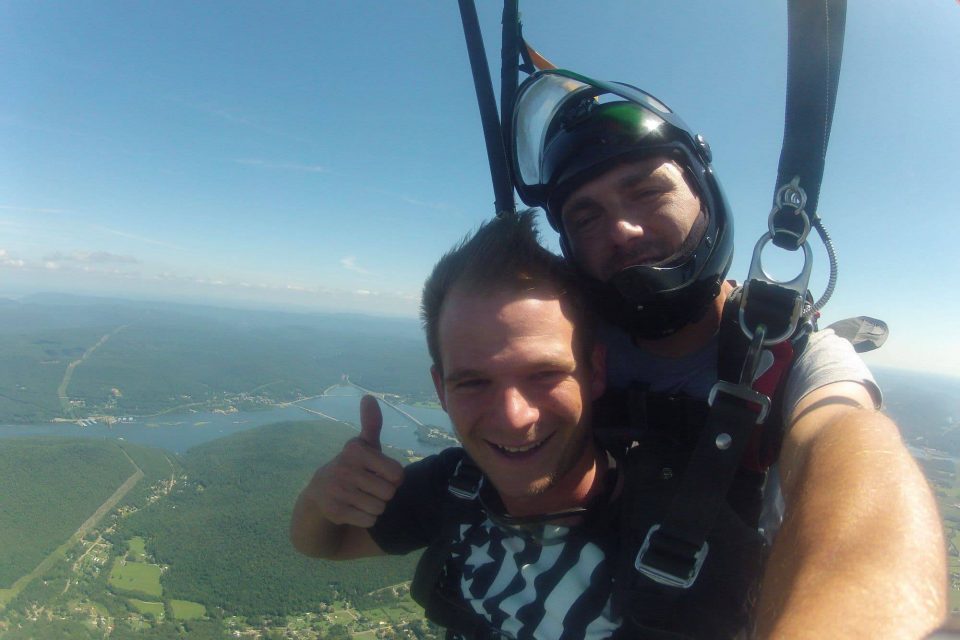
[127,536,147,562]
[362,599,422,624]
[108,561,163,598]
[169,599,206,620]
[129,598,165,617]
[326,608,357,625]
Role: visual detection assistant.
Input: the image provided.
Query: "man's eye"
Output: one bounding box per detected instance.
[570,213,599,232]
[628,187,661,202]
[453,379,488,391]
[532,370,566,384]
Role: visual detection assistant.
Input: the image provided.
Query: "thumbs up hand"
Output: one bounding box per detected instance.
[300,395,404,529]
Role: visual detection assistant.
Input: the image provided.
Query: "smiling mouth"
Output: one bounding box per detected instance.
[610,251,672,274]
[489,434,552,458]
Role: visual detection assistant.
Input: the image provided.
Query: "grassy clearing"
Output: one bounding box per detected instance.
[127,537,147,561]
[129,598,164,616]
[363,601,420,624]
[170,599,206,620]
[108,561,162,598]
[327,609,355,624]
[353,631,378,640]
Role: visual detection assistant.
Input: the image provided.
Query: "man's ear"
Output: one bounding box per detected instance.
[430,364,447,411]
[590,343,606,400]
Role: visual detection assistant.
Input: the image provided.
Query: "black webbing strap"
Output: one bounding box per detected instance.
[771,0,846,249]
[627,293,788,600]
[499,0,520,180]
[456,0,515,217]
[410,455,491,638]
[633,390,763,587]
[740,279,805,344]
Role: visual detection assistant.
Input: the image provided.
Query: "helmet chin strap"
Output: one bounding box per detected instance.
[653,208,709,270]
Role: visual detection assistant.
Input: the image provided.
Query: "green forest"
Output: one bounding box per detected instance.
[0,419,431,638]
[0,296,438,424]
[0,438,171,587]
[115,419,420,617]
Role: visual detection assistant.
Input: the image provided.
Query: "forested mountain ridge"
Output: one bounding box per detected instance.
[0,296,437,424]
[115,419,420,617]
[1,420,432,639]
[0,438,174,588]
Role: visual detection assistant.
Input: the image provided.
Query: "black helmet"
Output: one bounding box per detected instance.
[510,70,734,338]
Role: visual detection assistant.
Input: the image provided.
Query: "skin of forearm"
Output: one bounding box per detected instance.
[753,409,947,639]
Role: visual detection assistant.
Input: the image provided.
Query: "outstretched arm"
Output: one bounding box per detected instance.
[753,381,947,639]
[290,395,404,560]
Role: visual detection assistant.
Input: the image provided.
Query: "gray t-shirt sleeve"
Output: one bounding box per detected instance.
[782,328,882,419]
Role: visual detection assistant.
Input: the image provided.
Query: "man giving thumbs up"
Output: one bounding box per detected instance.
[290,394,404,559]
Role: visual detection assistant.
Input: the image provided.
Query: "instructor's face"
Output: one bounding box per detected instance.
[560,157,703,281]
[431,287,604,511]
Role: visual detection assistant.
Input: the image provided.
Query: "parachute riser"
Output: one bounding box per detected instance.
[739,0,847,346]
[456,0,516,218]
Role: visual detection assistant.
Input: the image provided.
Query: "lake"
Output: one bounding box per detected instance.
[0,384,455,455]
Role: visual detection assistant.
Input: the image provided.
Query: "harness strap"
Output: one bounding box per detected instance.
[633,386,765,588]
[410,454,492,638]
[614,290,799,636]
[456,0,515,217]
[772,0,846,250]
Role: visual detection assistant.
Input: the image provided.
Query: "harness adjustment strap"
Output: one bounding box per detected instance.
[739,279,807,345]
[626,385,767,594]
[635,524,709,589]
[448,459,483,500]
[708,381,770,425]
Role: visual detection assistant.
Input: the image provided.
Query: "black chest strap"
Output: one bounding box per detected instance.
[410,455,499,640]
[612,290,806,637]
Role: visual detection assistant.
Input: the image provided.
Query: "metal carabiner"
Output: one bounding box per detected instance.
[768,176,812,246]
[739,232,813,345]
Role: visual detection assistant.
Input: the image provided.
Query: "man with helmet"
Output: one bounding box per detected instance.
[510,70,946,638]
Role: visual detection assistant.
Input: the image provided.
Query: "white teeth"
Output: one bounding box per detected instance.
[496,441,539,453]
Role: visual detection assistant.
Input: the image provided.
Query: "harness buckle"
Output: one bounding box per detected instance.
[448,459,483,500]
[635,524,709,589]
[708,381,771,424]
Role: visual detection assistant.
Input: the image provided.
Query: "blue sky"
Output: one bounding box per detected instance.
[1,1,957,376]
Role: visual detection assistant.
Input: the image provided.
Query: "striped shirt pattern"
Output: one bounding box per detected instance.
[449,517,621,640]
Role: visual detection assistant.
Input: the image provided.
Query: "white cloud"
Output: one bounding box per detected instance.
[0,205,74,215]
[43,250,139,265]
[92,225,184,251]
[340,256,370,275]
[0,249,25,268]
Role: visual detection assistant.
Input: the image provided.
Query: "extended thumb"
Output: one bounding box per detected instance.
[359,394,383,450]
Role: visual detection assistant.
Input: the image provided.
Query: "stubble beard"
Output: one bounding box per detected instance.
[526,427,592,498]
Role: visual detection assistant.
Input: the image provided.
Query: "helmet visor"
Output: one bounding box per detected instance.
[512,70,686,207]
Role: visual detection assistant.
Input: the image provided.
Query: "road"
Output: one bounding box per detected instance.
[57,324,129,417]
[0,445,143,610]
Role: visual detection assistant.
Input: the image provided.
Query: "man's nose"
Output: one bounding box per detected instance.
[499,386,538,430]
[608,214,644,247]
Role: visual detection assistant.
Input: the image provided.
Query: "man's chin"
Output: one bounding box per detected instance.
[490,475,556,502]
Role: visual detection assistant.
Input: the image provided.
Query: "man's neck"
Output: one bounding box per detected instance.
[632,281,733,358]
